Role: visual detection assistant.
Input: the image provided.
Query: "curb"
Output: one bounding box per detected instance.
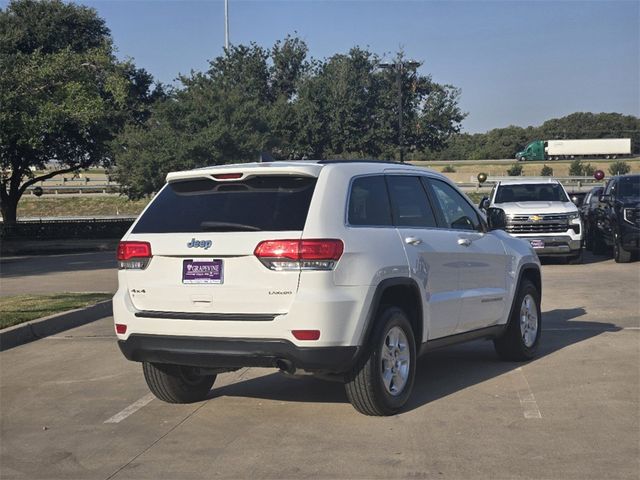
[0,299,113,352]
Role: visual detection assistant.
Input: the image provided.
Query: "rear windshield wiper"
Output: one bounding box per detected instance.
[200,221,262,232]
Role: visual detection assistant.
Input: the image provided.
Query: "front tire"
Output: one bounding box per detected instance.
[345,306,416,416]
[494,280,541,361]
[143,362,216,403]
[614,233,632,263]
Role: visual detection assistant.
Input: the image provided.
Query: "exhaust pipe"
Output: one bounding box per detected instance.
[275,358,296,375]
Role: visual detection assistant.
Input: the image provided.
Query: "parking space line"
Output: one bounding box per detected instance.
[514,367,542,419]
[104,393,155,424]
[546,327,639,331]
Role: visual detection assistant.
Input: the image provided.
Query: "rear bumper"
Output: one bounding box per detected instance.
[118,334,359,374]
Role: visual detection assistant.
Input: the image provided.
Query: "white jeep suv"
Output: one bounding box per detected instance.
[114,160,542,416]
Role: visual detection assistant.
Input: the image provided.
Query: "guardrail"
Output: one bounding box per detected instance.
[466,176,606,191]
[26,184,119,195]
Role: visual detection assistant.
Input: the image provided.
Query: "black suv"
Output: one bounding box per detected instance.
[592,174,640,262]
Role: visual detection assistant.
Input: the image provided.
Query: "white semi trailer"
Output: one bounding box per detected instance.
[516,138,632,161]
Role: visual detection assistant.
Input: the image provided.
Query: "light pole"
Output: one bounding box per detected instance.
[224,0,230,50]
[379,60,419,163]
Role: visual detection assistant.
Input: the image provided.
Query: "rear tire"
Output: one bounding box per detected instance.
[345,306,416,416]
[494,280,541,361]
[614,233,632,263]
[143,362,216,403]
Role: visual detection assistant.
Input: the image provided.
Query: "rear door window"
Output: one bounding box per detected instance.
[386,176,437,228]
[133,176,317,233]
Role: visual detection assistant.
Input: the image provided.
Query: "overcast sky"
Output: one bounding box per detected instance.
[7,0,640,132]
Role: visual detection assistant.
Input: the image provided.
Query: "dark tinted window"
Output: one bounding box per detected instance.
[387,176,437,228]
[427,179,481,231]
[494,183,569,203]
[133,176,316,233]
[348,176,392,226]
[617,176,640,199]
[589,188,603,206]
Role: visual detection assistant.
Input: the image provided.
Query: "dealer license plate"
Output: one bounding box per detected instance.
[529,239,545,249]
[182,259,223,284]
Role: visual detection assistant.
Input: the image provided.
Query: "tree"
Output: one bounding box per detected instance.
[115,40,468,196]
[608,161,630,176]
[507,164,523,176]
[569,159,595,176]
[540,165,553,176]
[113,44,278,198]
[0,0,160,224]
[569,160,584,176]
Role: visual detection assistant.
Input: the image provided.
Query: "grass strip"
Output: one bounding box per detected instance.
[0,293,112,329]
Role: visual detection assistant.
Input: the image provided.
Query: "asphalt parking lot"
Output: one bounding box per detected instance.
[0,252,117,297]
[1,253,638,479]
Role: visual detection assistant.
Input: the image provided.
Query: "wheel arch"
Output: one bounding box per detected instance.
[509,263,542,321]
[359,278,423,350]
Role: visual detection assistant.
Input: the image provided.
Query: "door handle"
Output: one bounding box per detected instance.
[404,236,423,246]
[457,238,472,247]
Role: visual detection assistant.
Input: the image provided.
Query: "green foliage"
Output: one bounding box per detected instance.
[507,164,523,176]
[583,163,595,176]
[540,165,553,176]
[0,0,160,224]
[441,165,456,173]
[114,45,467,197]
[423,112,640,160]
[569,159,594,176]
[0,293,112,329]
[608,160,631,176]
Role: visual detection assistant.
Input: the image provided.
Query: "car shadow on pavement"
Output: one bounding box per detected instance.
[540,250,612,265]
[0,251,116,278]
[209,307,621,412]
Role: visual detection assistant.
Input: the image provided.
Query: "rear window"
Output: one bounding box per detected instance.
[495,183,569,203]
[133,176,317,233]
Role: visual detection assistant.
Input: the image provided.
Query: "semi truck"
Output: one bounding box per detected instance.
[516,138,632,161]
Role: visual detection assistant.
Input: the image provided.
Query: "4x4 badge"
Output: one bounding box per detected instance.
[187,238,212,250]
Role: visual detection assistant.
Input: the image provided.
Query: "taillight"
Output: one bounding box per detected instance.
[292,330,320,341]
[254,239,343,271]
[117,241,152,270]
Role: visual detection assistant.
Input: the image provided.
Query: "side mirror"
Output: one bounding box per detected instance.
[478,196,490,211]
[487,207,507,231]
[599,194,611,203]
[570,195,580,206]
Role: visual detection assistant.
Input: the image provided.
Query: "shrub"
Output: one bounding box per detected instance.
[507,164,523,176]
[608,161,631,176]
[569,159,584,176]
[568,159,594,176]
[583,163,595,176]
[441,165,456,173]
[540,165,553,176]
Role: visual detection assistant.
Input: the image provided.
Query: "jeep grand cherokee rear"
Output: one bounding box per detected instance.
[114,161,541,415]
